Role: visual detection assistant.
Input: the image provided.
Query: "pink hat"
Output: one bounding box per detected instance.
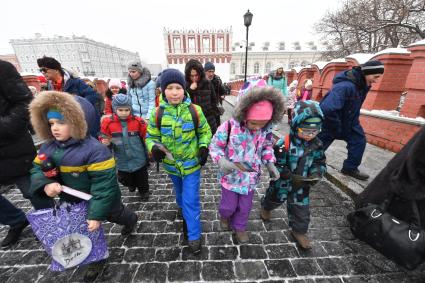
[246,100,273,121]
[108,78,121,89]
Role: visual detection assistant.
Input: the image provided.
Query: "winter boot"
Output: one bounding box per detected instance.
[1,219,29,248]
[83,260,106,283]
[260,208,272,221]
[291,230,312,250]
[177,207,183,220]
[188,239,201,255]
[121,214,138,236]
[220,218,230,231]
[138,188,149,201]
[235,230,249,244]
[182,219,188,241]
[341,168,369,181]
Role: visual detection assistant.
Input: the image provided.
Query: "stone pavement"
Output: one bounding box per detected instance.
[0,100,424,283]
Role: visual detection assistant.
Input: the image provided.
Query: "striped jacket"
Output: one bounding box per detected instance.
[30,137,121,220]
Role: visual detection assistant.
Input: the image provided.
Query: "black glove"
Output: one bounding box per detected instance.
[280,166,292,179]
[151,145,166,162]
[198,147,209,166]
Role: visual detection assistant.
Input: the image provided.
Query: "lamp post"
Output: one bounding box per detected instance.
[243,9,253,82]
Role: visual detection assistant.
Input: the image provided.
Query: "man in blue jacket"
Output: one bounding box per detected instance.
[37,56,101,137]
[318,60,384,180]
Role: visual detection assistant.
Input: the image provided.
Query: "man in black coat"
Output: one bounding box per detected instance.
[204,61,225,126]
[0,60,50,247]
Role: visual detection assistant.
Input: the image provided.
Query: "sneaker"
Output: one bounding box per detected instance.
[235,231,249,244]
[128,186,136,192]
[291,231,312,250]
[1,219,29,248]
[138,189,149,201]
[83,260,106,283]
[260,208,272,221]
[220,218,230,231]
[341,168,369,180]
[188,239,201,255]
[121,214,138,236]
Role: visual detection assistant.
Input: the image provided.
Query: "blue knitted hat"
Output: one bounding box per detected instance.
[112,93,131,112]
[204,61,215,72]
[160,68,186,94]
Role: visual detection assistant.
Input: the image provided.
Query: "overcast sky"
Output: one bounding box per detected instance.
[2,0,341,64]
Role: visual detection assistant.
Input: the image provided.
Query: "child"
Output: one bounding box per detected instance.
[146,68,212,254]
[104,79,122,115]
[29,91,138,282]
[260,100,326,250]
[209,86,285,243]
[297,79,313,101]
[100,93,150,200]
[286,80,298,125]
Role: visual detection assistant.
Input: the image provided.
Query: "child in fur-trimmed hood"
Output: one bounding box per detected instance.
[29,91,138,282]
[209,85,285,243]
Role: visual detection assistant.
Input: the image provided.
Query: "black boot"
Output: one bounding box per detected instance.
[121,214,138,236]
[138,188,149,201]
[188,239,201,255]
[177,207,183,220]
[182,219,188,241]
[1,219,29,248]
[341,168,369,180]
[83,260,106,283]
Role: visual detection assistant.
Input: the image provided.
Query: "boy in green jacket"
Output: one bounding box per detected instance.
[146,68,212,254]
[29,91,137,282]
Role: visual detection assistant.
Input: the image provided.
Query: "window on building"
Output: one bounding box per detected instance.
[241,62,245,74]
[231,63,236,74]
[254,62,260,74]
[265,62,272,73]
[301,60,309,67]
[202,37,210,53]
[173,37,181,53]
[188,37,196,53]
[217,37,224,52]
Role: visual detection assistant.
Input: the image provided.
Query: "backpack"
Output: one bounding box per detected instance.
[155,104,200,137]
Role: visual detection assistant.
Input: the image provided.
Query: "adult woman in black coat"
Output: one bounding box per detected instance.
[355,126,425,228]
[185,59,218,134]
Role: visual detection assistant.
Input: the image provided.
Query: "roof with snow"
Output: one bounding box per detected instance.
[409,39,425,47]
[345,53,374,64]
[373,48,410,57]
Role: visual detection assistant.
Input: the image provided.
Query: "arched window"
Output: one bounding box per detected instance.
[254,62,260,74]
[265,62,272,73]
[231,63,236,74]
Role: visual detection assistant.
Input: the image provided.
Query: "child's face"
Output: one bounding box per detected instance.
[297,127,320,142]
[110,86,120,95]
[246,120,269,131]
[164,83,185,105]
[49,118,71,141]
[116,107,131,119]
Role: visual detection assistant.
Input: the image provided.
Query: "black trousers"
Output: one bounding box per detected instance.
[117,165,149,192]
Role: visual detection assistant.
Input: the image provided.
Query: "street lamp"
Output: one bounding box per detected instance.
[243,9,253,82]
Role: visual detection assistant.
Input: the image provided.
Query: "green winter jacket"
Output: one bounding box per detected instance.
[146,95,212,177]
[30,137,121,221]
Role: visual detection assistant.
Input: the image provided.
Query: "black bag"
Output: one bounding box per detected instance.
[347,195,425,270]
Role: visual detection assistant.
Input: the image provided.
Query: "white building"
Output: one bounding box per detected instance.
[10,33,140,78]
[230,41,323,80]
[163,27,233,82]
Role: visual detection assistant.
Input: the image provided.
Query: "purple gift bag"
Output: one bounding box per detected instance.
[27,201,108,271]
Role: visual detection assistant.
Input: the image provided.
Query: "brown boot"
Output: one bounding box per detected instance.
[291,231,311,250]
[260,208,272,221]
[220,218,230,231]
[235,231,249,244]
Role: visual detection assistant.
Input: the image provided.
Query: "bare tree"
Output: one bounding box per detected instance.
[316,0,425,60]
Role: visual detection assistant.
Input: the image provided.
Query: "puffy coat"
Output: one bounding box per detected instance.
[209,86,285,195]
[101,114,148,172]
[0,60,36,183]
[146,95,212,177]
[127,68,156,119]
[319,67,370,138]
[268,71,288,96]
[185,59,219,134]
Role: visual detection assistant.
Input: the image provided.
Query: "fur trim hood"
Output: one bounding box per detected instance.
[185,59,205,84]
[233,86,285,124]
[127,67,152,89]
[29,91,88,140]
